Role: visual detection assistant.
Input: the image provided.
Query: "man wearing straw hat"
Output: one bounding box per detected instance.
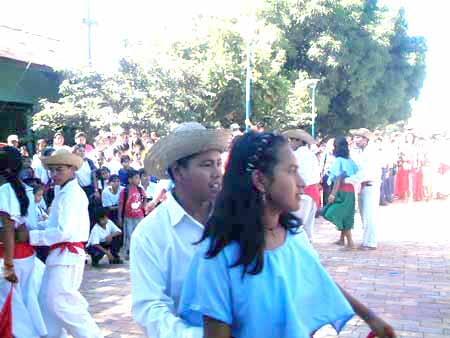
[21,149,103,337]
[130,122,231,338]
[283,129,321,242]
[345,128,382,250]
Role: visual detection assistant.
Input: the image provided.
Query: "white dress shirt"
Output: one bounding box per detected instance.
[346,144,383,185]
[294,145,321,186]
[130,192,204,338]
[29,179,90,266]
[76,159,93,187]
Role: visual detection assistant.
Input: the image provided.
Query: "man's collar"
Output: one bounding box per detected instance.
[165,191,204,229]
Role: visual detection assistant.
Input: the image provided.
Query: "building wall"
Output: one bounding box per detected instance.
[0,58,60,141]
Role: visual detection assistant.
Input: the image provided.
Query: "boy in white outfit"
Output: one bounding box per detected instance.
[23,149,103,338]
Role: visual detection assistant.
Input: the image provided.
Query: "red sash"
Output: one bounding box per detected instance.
[338,183,355,193]
[0,243,34,259]
[304,184,321,208]
[50,242,85,255]
[0,285,13,338]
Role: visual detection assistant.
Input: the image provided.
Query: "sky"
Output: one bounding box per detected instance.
[1,0,448,133]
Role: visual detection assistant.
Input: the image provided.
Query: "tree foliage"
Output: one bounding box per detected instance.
[33,0,426,138]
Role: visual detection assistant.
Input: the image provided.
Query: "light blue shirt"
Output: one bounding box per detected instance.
[327,157,358,186]
[178,229,355,338]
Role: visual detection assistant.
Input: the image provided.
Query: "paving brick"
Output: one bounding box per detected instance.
[77,200,450,337]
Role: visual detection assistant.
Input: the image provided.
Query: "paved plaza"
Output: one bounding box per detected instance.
[81,199,450,338]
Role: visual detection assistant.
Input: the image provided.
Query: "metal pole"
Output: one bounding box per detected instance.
[245,40,251,132]
[87,0,92,67]
[311,84,317,138]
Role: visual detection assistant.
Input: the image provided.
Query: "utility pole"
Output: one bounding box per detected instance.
[83,0,97,67]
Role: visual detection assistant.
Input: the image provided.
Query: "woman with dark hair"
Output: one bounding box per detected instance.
[0,146,47,337]
[322,137,359,249]
[178,132,396,338]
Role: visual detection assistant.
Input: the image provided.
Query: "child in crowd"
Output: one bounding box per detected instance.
[118,169,146,259]
[106,146,124,175]
[33,181,48,226]
[118,155,132,186]
[32,181,51,263]
[96,166,111,192]
[139,169,157,203]
[86,207,123,266]
[102,174,123,224]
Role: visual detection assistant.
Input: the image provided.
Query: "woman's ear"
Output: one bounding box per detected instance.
[251,169,267,193]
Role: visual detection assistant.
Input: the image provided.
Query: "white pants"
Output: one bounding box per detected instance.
[39,263,103,338]
[359,184,380,248]
[292,194,317,242]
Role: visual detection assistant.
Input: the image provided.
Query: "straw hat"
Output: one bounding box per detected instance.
[42,149,83,170]
[282,129,316,145]
[349,128,373,140]
[144,122,232,179]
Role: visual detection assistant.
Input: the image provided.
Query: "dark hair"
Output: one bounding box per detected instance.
[167,153,198,181]
[108,174,120,183]
[127,169,139,181]
[74,143,86,150]
[42,147,55,157]
[0,146,29,216]
[94,207,109,224]
[32,181,45,194]
[113,147,123,156]
[120,154,131,164]
[333,137,350,159]
[201,132,301,277]
[138,168,147,177]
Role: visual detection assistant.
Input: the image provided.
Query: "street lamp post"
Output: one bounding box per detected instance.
[310,81,318,138]
[300,79,320,138]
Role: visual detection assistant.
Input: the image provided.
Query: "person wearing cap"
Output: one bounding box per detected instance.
[130,122,231,338]
[7,134,19,148]
[52,132,71,152]
[283,129,321,242]
[345,128,382,250]
[74,131,94,153]
[20,149,103,337]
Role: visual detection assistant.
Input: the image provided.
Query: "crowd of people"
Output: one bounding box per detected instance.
[2,118,448,337]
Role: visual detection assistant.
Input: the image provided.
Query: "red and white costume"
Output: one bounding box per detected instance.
[0,183,46,338]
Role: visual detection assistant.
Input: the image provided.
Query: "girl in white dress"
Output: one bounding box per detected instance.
[0,146,46,337]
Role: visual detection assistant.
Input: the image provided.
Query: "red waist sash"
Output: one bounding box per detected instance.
[0,242,35,259]
[338,183,355,193]
[50,242,85,255]
[304,184,321,208]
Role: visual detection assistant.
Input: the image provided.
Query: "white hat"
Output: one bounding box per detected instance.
[42,149,83,170]
[144,122,232,179]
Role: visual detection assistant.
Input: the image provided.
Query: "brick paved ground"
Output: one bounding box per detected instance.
[81,199,450,338]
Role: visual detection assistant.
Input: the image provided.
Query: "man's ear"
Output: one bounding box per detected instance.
[251,169,267,193]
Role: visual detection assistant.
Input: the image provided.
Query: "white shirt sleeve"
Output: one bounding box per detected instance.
[130,233,203,338]
[29,191,83,246]
[87,226,101,246]
[102,189,112,207]
[107,220,121,234]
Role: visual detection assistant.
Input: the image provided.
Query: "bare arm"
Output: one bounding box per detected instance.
[1,215,18,283]
[328,175,342,204]
[339,285,397,338]
[204,316,231,338]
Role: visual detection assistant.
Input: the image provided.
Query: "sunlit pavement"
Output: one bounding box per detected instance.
[80,199,450,337]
